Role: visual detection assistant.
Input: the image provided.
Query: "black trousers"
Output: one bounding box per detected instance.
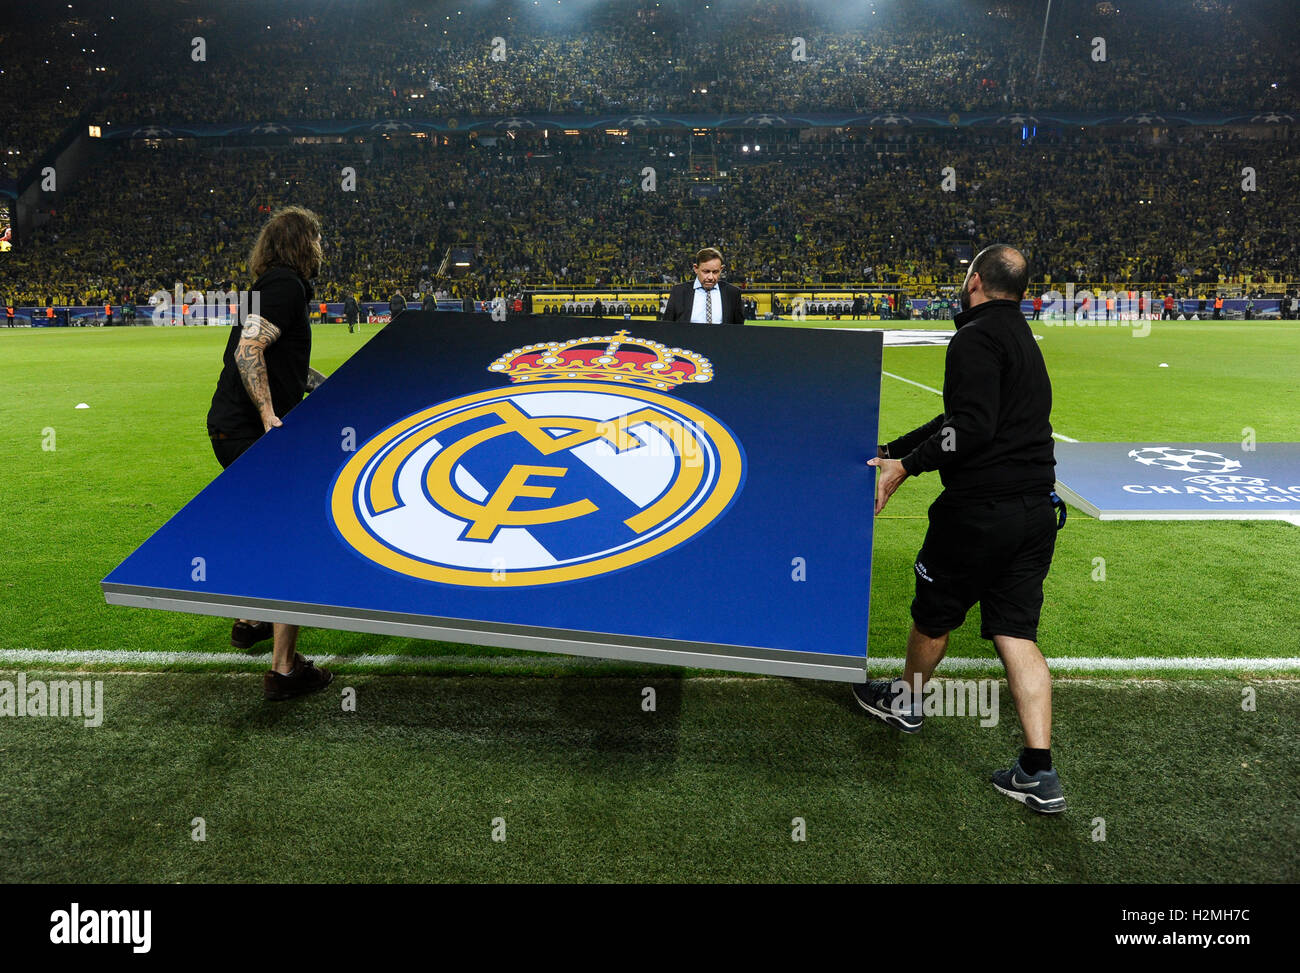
[210,432,260,470]
[911,494,1058,643]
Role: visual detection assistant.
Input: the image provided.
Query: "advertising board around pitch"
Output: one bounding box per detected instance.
[1055,441,1300,521]
[103,314,883,680]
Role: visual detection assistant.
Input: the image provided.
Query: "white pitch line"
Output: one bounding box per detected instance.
[881,370,1079,443]
[0,649,640,670]
[871,656,1300,673]
[881,369,942,396]
[0,649,1296,672]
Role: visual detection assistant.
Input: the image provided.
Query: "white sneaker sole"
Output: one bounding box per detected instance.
[853,691,923,733]
[992,781,1066,814]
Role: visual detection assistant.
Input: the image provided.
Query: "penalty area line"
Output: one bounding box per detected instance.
[881,370,1079,443]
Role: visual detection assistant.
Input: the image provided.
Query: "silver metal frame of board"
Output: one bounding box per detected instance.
[1053,480,1300,522]
[102,583,870,682]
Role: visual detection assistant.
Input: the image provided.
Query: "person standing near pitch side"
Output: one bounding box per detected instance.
[857,244,1068,814]
[659,247,746,324]
[206,205,333,701]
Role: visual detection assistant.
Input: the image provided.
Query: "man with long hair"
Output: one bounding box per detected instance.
[206,205,333,701]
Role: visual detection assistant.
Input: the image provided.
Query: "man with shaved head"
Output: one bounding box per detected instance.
[857,244,1068,814]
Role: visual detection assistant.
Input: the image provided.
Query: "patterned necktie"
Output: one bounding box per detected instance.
[706,287,713,324]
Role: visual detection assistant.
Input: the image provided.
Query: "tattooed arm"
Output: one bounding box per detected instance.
[234,313,283,432]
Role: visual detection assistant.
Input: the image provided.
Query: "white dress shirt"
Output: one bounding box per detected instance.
[690,279,723,324]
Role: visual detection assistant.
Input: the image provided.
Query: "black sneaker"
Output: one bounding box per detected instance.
[263,652,334,701]
[231,620,274,650]
[991,761,1067,814]
[851,678,923,734]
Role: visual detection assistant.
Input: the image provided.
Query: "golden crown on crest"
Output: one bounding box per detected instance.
[488,331,714,392]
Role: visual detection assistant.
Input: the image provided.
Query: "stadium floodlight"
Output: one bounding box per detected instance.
[1033,0,1053,92]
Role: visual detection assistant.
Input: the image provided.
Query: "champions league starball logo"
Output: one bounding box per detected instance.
[1128,446,1242,475]
[1183,474,1270,487]
[330,333,746,587]
[1101,444,1300,509]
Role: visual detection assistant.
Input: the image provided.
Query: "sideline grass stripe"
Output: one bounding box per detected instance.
[2,675,1296,883]
[882,369,1080,442]
[0,648,642,671]
[2,649,1297,673]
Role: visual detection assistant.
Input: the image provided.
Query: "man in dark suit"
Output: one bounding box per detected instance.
[659,247,746,324]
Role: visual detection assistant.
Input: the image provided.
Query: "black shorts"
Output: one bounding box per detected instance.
[911,493,1057,642]
[210,431,261,470]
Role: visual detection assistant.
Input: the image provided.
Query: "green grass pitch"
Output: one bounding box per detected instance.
[1,319,1297,882]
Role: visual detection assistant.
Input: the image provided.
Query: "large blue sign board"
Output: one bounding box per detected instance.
[1055,442,1300,520]
[103,314,883,680]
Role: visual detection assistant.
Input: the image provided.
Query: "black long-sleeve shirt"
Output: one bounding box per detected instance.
[884,298,1056,503]
[207,267,313,438]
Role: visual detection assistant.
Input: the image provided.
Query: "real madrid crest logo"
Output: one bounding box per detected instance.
[330,331,746,586]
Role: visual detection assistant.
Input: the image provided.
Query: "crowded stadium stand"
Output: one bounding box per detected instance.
[1,0,1296,317]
